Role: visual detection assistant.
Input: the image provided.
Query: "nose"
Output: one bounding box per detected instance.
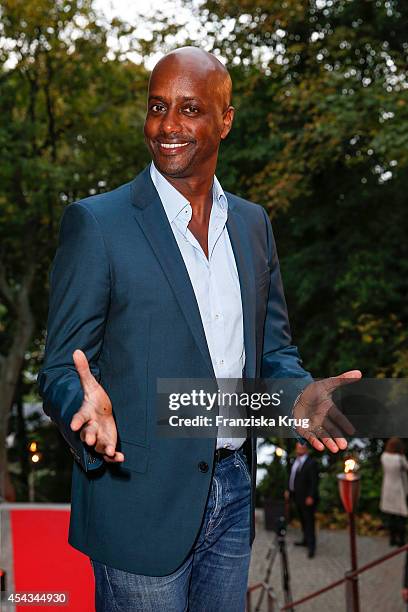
[160,107,182,136]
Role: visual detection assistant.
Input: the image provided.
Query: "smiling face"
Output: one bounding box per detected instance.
[144,48,234,180]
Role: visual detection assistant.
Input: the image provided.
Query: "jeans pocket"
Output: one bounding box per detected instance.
[236,452,251,484]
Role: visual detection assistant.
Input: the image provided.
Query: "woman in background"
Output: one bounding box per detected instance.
[380,437,408,547]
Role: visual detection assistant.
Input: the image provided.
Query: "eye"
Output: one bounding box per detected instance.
[184,105,199,115]
[150,103,166,113]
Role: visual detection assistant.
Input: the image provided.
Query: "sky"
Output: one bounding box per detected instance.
[94,0,185,23]
[93,0,206,68]
[0,0,232,71]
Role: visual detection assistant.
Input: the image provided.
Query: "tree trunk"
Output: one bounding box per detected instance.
[0,266,35,501]
[16,379,30,498]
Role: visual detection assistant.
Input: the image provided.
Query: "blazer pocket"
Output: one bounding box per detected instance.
[117,439,150,473]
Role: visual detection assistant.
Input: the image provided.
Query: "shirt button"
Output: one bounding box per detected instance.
[219,359,224,365]
[215,314,220,320]
[198,461,209,473]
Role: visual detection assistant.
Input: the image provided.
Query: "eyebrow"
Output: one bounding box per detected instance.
[148,95,204,104]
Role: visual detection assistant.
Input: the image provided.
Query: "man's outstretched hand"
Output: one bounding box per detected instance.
[293,370,362,453]
[70,349,124,464]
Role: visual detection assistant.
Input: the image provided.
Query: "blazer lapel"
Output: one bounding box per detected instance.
[130,167,215,379]
[226,201,257,379]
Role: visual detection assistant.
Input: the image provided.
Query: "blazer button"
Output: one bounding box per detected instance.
[198,461,209,473]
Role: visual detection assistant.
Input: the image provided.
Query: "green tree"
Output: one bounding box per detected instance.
[189,0,408,378]
[0,0,149,499]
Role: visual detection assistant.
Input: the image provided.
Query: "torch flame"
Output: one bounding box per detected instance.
[344,459,356,473]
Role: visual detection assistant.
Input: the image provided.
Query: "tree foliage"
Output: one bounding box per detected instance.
[0,0,149,498]
[191,0,408,377]
[2,0,407,504]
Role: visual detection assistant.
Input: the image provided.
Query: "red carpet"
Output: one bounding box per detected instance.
[10,509,94,611]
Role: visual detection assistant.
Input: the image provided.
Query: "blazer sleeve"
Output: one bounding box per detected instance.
[259,206,313,420]
[37,202,110,472]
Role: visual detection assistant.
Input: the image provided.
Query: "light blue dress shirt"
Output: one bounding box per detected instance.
[150,161,246,450]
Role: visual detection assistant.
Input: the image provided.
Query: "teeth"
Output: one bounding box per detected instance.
[160,142,189,149]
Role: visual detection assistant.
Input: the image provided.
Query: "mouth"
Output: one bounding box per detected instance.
[155,140,192,155]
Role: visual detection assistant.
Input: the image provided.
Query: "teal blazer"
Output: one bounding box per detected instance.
[37,166,312,575]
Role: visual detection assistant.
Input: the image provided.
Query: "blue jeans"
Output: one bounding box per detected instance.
[91,449,252,611]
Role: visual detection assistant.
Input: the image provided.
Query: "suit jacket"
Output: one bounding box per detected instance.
[37,165,313,575]
[291,455,319,505]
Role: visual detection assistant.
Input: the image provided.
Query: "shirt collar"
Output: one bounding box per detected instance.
[296,454,308,466]
[213,174,228,213]
[150,161,228,225]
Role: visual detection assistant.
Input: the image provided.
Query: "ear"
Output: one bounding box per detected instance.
[221,106,235,140]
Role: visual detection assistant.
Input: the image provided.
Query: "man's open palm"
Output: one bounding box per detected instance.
[70,349,124,463]
[294,370,362,453]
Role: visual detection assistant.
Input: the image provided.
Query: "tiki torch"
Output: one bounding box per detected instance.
[337,458,360,612]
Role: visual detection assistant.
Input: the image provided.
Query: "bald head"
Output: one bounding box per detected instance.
[150,46,232,110]
[144,46,235,179]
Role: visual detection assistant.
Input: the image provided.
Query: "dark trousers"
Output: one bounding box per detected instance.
[387,513,406,546]
[295,500,316,553]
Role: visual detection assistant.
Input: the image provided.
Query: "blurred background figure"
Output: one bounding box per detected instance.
[380,437,408,547]
[285,442,319,558]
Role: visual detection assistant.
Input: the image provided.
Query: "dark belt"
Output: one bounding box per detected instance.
[214,447,238,463]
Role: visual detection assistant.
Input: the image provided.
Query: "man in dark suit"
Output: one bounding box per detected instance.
[37,46,360,611]
[286,443,319,558]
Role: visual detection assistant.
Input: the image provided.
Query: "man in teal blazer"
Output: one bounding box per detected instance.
[38,46,359,611]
